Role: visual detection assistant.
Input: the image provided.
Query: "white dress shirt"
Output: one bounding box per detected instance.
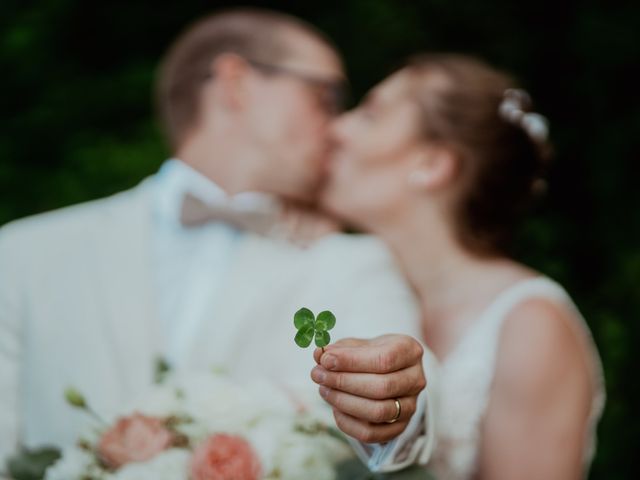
[152,159,245,365]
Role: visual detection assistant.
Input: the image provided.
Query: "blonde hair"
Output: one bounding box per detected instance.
[156,8,333,150]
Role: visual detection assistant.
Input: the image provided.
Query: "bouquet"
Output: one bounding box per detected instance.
[33,370,356,480]
[7,368,433,480]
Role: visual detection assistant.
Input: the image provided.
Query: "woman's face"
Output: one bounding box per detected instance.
[320,71,427,230]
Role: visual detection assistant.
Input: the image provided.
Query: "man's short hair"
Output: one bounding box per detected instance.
[156,8,333,151]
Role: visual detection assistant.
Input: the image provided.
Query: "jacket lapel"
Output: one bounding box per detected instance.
[92,178,160,398]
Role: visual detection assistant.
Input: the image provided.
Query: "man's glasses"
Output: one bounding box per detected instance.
[246,59,349,115]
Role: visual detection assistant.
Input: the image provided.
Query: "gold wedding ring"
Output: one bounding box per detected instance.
[385,398,402,424]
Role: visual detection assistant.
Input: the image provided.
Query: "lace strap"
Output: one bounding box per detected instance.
[479,277,567,330]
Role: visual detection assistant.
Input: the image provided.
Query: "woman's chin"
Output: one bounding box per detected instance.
[318,183,354,223]
[321,193,376,235]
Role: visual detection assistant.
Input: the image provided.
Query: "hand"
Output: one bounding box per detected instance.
[311,334,426,444]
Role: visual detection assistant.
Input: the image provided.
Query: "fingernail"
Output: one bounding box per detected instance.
[319,386,329,398]
[323,354,337,370]
[311,367,326,384]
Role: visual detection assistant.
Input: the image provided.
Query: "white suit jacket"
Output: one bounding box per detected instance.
[0,178,436,471]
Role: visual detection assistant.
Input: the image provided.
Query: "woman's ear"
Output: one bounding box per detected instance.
[208,53,251,112]
[407,146,458,191]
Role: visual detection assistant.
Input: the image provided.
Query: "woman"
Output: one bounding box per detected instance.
[320,54,605,479]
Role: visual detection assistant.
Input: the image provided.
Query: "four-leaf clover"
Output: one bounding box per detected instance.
[293,307,336,348]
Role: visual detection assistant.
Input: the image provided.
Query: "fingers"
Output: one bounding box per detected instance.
[319,386,416,424]
[311,335,426,444]
[331,409,408,444]
[311,363,426,399]
[316,335,424,373]
[313,338,368,364]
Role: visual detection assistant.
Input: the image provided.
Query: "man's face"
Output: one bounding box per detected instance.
[244,30,346,203]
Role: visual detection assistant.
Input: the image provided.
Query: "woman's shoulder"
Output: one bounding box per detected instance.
[492,277,599,408]
[500,294,585,368]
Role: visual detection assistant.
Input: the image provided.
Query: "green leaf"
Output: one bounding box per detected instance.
[294,307,315,329]
[7,447,62,480]
[315,330,330,347]
[295,325,315,348]
[335,458,435,480]
[154,357,171,384]
[335,457,374,480]
[64,387,86,409]
[316,311,336,331]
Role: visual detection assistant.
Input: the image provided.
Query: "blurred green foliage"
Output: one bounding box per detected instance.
[1,0,638,478]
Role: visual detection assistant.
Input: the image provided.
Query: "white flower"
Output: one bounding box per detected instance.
[108,449,190,480]
[173,374,292,434]
[110,384,181,420]
[48,372,352,480]
[44,446,103,480]
[246,415,297,474]
[271,431,353,480]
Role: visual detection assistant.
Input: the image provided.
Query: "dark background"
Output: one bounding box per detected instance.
[1,1,638,477]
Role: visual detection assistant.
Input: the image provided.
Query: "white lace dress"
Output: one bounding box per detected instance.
[427,277,605,479]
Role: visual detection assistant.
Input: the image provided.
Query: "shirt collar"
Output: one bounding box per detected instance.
[153,158,281,225]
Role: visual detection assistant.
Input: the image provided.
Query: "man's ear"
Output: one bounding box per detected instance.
[407,145,458,191]
[209,53,251,112]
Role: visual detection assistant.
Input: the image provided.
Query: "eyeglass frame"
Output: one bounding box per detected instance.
[244,58,349,114]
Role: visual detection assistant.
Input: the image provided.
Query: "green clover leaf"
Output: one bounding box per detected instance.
[316,311,336,331]
[293,308,337,348]
[315,330,330,348]
[295,324,315,348]
[294,307,315,330]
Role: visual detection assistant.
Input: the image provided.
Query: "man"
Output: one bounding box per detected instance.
[0,8,435,474]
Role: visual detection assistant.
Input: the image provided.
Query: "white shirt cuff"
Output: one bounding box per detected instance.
[347,385,436,473]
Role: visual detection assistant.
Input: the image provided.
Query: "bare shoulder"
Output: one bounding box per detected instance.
[494,297,592,404]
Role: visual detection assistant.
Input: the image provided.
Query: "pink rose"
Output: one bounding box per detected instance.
[98,412,174,469]
[190,433,262,480]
